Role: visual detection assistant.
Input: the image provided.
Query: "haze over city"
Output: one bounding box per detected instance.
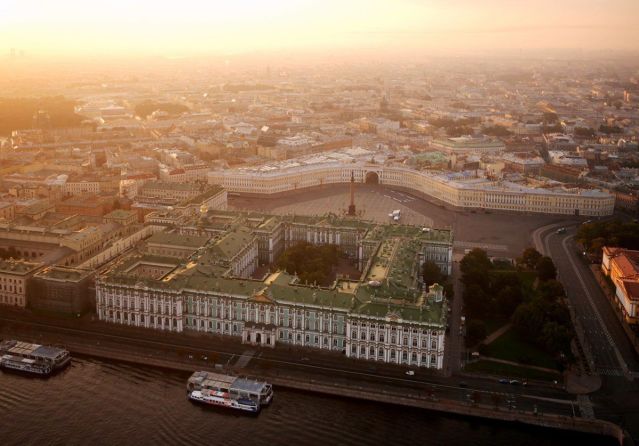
[1,2,639,446]
[2,0,639,58]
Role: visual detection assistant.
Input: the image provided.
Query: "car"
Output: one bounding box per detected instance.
[459,381,468,388]
[499,379,509,384]
[509,380,521,385]
[405,370,415,376]
[556,227,567,234]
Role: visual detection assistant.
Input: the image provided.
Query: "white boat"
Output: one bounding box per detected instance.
[0,340,71,376]
[0,355,52,375]
[187,371,273,413]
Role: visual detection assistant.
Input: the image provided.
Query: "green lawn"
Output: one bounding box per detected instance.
[483,317,508,337]
[464,360,560,382]
[483,328,559,370]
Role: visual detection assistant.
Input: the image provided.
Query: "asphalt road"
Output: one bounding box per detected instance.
[0,312,578,418]
[535,224,639,439]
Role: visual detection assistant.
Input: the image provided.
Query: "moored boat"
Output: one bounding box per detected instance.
[186,371,273,413]
[0,340,71,377]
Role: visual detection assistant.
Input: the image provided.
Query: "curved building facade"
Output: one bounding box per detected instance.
[208,163,615,216]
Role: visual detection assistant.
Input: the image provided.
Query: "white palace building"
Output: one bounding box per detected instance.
[96,212,452,369]
[208,159,614,217]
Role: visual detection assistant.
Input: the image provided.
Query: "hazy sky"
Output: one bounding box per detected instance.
[1,0,638,57]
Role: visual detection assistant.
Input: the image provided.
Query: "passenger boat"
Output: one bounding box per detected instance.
[0,340,71,376]
[187,371,273,413]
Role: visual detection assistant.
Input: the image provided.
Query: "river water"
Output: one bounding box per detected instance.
[0,357,614,446]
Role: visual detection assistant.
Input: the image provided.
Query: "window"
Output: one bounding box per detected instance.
[378,348,384,358]
[369,346,375,356]
[360,346,366,355]
[390,350,396,360]
[351,345,356,354]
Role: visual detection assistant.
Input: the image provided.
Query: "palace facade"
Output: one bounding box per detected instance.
[96,213,452,369]
[208,162,614,216]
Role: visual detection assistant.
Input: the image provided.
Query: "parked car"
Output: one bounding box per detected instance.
[499,379,509,384]
[509,380,521,385]
[459,381,468,388]
[405,370,415,376]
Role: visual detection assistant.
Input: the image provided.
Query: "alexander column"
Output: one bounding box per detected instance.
[348,171,356,216]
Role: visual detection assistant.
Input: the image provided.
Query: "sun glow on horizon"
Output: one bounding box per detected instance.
[1,0,638,58]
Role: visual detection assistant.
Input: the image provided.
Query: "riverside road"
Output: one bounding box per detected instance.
[0,309,578,418]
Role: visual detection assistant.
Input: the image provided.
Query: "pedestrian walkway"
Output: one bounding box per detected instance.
[234,350,256,369]
[478,356,560,374]
[482,323,512,345]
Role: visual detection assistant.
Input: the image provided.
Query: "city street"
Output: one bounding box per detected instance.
[536,224,639,437]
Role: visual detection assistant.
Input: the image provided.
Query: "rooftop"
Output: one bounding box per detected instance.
[146,232,210,248]
[0,259,42,275]
[33,266,93,282]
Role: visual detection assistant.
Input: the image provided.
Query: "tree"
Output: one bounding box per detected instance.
[574,127,595,138]
[460,248,492,291]
[540,321,573,355]
[517,247,542,270]
[463,284,489,319]
[513,301,546,339]
[277,242,341,286]
[496,285,524,317]
[466,320,487,346]
[537,280,565,302]
[482,125,512,137]
[535,256,557,282]
[422,260,444,288]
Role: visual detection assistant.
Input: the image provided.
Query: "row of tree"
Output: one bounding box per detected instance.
[461,248,573,359]
[0,96,85,136]
[134,100,190,118]
[277,242,341,287]
[576,220,639,258]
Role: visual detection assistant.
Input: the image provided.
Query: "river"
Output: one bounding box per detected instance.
[0,357,614,446]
